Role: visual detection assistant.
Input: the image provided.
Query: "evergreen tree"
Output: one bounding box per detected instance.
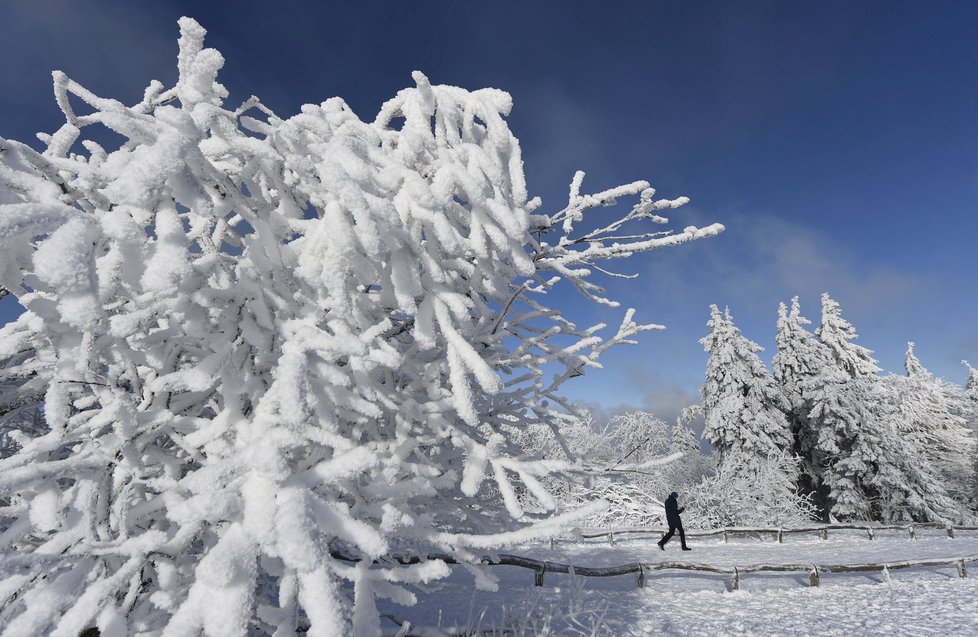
[890,345,976,508]
[965,360,978,402]
[816,293,880,378]
[773,298,833,489]
[773,298,958,522]
[904,341,930,377]
[699,305,795,480]
[964,361,978,505]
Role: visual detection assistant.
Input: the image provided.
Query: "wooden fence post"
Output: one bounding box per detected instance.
[636,564,645,589]
[609,531,616,546]
[958,560,967,578]
[778,528,784,544]
[809,565,820,587]
[821,528,828,540]
[947,527,956,539]
[881,564,890,582]
[534,565,545,587]
[549,537,555,550]
[908,525,916,540]
[731,567,740,591]
[866,527,875,540]
[723,530,728,544]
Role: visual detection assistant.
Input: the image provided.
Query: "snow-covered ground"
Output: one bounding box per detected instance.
[377,528,978,635]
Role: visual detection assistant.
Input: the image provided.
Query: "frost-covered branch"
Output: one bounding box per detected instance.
[0,17,722,636]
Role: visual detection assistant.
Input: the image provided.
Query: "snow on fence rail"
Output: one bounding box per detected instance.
[577,523,978,545]
[331,550,978,591]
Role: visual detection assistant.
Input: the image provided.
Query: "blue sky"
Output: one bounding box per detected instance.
[2,1,976,424]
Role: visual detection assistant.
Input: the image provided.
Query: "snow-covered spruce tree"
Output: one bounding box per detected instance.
[0,18,723,636]
[772,298,821,473]
[697,304,807,524]
[775,297,874,518]
[888,344,976,508]
[815,293,880,378]
[964,361,978,506]
[774,299,959,522]
[699,305,795,474]
[965,361,978,404]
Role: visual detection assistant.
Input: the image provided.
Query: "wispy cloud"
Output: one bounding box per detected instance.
[635,208,929,330]
[738,215,926,314]
[571,366,704,432]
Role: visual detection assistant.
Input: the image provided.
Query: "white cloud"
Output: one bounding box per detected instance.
[630,208,930,335]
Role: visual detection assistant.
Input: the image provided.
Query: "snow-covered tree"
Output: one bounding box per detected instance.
[667,420,713,490]
[699,305,794,476]
[964,360,978,505]
[815,292,880,378]
[888,344,976,507]
[965,360,978,403]
[695,304,810,526]
[773,298,825,460]
[607,410,673,468]
[0,18,723,635]
[604,410,714,510]
[959,360,978,443]
[685,450,817,528]
[515,410,702,528]
[0,323,47,459]
[774,298,962,523]
[903,341,930,378]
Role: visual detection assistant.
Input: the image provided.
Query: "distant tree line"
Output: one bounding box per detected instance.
[701,293,977,524]
[531,293,977,529]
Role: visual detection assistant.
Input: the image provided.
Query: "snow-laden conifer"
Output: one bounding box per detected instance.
[772,296,831,419]
[774,299,961,522]
[815,293,880,378]
[888,345,976,508]
[700,305,794,474]
[904,341,930,378]
[965,361,978,401]
[964,361,978,506]
[0,18,723,635]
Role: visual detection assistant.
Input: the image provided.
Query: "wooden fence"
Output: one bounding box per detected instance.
[576,523,978,545]
[331,550,978,591]
[329,523,978,592]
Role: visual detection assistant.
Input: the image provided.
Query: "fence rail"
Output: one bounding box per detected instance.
[332,550,978,591]
[576,523,978,545]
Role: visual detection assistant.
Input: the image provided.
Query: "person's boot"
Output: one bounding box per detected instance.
[682,546,692,551]
[657,540,665,551]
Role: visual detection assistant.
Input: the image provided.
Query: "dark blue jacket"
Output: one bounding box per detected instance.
[664,495,684,526]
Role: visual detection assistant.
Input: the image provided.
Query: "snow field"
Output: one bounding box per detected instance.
[377,531,978,635]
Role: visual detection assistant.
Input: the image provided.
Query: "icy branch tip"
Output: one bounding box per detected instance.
[178,16,206,37]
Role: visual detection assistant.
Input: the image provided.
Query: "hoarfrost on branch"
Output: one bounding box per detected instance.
[0,17,721,636]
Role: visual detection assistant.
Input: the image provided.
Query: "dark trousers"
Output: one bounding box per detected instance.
[660,522,687,548]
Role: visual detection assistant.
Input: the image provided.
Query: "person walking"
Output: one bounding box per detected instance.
[658,491,691,551]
